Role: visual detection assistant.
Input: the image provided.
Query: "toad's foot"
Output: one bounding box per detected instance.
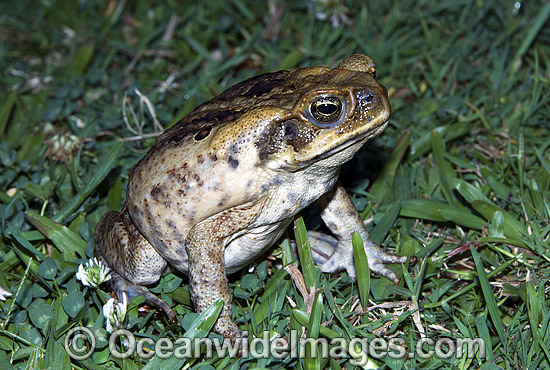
[109,272,177,324]
[307,230,413,284]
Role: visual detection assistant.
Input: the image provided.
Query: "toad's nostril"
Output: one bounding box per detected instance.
[364,93,374,103]
[357,91,376,109]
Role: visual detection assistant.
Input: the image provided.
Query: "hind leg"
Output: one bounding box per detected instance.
[94,209,175,323]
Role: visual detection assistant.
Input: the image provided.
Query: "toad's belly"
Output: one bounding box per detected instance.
[158,218,292,275]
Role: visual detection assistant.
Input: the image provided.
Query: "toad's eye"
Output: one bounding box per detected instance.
[308,96,346,127]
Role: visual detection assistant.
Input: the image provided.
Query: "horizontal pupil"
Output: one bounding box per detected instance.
[317,103,336,115]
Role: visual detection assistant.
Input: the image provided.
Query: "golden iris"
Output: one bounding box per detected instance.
[309,97,343,124]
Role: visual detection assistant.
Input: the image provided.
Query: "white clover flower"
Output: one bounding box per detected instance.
[312,0,351,28]
[103,292,128,333]
[75,258,111,288]
[0,286,12,301]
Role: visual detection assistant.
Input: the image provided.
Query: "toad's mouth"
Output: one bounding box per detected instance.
[293,120,389,170]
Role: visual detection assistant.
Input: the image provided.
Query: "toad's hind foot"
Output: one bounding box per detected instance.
[110,272,177,324]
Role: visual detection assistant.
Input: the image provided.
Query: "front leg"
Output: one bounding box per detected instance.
[314,182,409,283]
[185,200,264,339]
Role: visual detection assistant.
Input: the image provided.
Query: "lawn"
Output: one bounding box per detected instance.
[0,0,549,369]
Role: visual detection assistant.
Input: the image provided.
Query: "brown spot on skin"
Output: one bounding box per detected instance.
[150,184,165,203]
[228,143,238,156]
[168,168,187,184]
[217,196,229,208]
[255,121,281,160]
[228,156,239,169]
[197,154,204,164]
[145,209,154,223]
[193,174,204,187]
[210,153,218,161]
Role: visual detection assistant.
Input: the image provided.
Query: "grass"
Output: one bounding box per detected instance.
[1,0,549,368]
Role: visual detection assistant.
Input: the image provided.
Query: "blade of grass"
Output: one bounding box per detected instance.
[322,285,354,340]
[25,210,86,259]
[425,252,519,309]
[294,217,321,290]
[6,223,46,260]
[368,129,411,205]
[69,44,94,77]
[535,146,550,177]
[52,140,123,223]
[304,293,323,370]
[430,131,457,205]
[400,199,486,229]
[513,1,550,60]
[469,244,507,351]
[0,91,16,136]
[526,282,550,365]
[44,298,71,370]
[409,122,470,160]
[352,232,370,311]
[471,200,523,241]
[142,298,223,370]
[292,309,340,340]
[369,200,401,246]
[475,315,494,362]
[480,167,510,199]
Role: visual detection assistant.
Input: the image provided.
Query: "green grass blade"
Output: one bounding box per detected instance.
[370,200,401,246]
[469,244,507,351]
[6,223,46,260]
[453,178,490,203]
[352,232,370,311]
[480,167,510,199]
[44,298,71,370]
[409,122,470,160]
[454,179,524,240]
[142,298,223,370]
[401,199,486,229]
[53,141,123,223]
[535,146,550,177]
[526,282,550,365]
[0,91,16,137]
[470,200,523,241]
[69,44,94,77]
[294,217,321,290]
[369,129,411,203]
[513,1,550,60]
[292,309,340,340]
[430,130,457,205]
[474,315,494,362]
[25,210,86,259]
[304,293,323,370]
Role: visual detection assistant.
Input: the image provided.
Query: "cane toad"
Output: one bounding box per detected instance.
[95,54,410,338]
